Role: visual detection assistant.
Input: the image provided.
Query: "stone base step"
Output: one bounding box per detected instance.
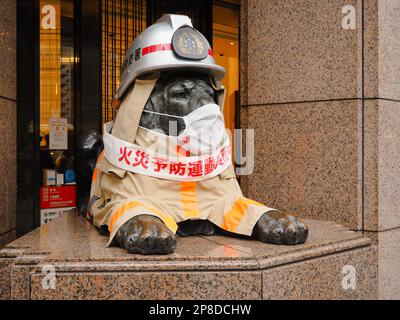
[0,213,377,299]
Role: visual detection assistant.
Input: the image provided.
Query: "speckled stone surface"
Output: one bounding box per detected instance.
[243,0,362,105]
[364,0,379,99]
[0,0,16,250]
[262,246,377,300]
[240,100,362,230]
[364,0,400,100]
[30,271,262,300]
[364,227,400,299]
[364,99,400,231]
[199,220,369,269]
[240,0,400,233]
[0,213,376,300]
[236,0,399,299]
[0,229,16,249]
[0,98,17,238]
[0,0,16,100]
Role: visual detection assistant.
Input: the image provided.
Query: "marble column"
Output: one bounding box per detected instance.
[240,0,400,298]
[0,0,16,248]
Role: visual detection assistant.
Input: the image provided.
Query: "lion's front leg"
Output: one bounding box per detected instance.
[252,211,309,245]
[115,214,176,254]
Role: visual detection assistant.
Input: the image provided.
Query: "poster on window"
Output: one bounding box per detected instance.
[40,207,75,225]
[49,118,67,150]
[40,185,76,209]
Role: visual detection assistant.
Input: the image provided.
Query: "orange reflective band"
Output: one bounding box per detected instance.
[180,181,200,219]
[221,198,263,232]
[108,200,178,235]
[92,169,99,183]
[109,201,141,234]
[91,150,105,182]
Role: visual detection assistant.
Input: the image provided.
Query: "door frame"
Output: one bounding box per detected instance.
[17,0,41,235]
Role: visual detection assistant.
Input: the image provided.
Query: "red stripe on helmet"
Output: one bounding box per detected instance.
[141,43,215,58]
[142,43,173,56]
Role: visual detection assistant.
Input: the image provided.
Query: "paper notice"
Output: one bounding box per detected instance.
[49,118,68,150]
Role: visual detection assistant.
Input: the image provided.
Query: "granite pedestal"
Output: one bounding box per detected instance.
[0,213,377,300]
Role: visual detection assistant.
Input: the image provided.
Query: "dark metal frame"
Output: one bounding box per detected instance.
[74,0,103,207]
[75,0,103,136]
[17,0,41,235]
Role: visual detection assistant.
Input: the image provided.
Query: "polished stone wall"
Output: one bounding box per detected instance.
[363,1,400,298]
[0,0,16,248]
[240,0,400,298]
[240,0,364,229]
[240,0,400,230]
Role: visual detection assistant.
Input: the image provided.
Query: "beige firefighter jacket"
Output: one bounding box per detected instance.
[89,77,276,246]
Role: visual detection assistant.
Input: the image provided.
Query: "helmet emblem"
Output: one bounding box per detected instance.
[172,26,208,60]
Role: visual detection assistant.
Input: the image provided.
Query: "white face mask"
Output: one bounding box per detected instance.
[141,103,227,156]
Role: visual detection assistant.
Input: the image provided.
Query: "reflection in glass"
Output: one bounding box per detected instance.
[39,0,76,218]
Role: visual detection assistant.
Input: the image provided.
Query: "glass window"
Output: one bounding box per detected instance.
[39,0,76,223]
[213,1,239,156]
[102,0,146,124]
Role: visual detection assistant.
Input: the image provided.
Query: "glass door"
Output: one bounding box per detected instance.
[39,0,77,224]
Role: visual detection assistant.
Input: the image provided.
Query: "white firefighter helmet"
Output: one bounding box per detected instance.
[113,14,226,101]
